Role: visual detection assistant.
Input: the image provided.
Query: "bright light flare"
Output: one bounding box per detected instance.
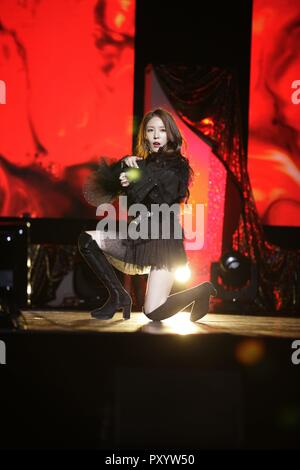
[126,168,141,182]
[174,265,191,283]
[164,312,199,335]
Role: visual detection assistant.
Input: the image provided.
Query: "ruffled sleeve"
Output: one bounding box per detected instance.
[83,156,128,207]
[83,151,191,207]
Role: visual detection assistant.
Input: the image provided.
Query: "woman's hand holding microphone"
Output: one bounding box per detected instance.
[119,156,143,187]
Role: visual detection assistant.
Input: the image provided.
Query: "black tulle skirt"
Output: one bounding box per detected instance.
[124,237,187,275]
[99,219,188,275]
[104,237,187,275]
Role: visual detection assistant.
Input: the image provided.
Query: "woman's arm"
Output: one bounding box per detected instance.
[83,155,129,206]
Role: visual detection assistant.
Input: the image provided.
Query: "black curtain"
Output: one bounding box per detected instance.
[154,64,300,315]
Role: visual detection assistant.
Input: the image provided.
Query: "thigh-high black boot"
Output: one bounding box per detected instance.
[78,232,132,319]
[144,282,216,322]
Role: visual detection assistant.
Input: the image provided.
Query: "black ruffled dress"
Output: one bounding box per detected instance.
[83,150,190,275]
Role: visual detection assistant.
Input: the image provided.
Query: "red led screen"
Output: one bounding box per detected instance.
[248,0,300,226]
[0,0,135,217]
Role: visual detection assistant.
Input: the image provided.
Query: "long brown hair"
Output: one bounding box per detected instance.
[135,108,185,158]
[135,108,193,202]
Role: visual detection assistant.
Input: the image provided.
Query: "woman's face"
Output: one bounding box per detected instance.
[145,116,168,152]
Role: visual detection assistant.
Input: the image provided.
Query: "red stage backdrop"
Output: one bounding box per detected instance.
[0,0,135,217]
[248,0,300,226]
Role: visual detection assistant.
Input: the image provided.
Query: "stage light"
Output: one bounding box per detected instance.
[174,265,191,283]
[210,250,258,310]
[219,251,251,288]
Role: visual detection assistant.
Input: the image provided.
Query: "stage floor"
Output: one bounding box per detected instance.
[2,309,300,449]
[21,310,300,337]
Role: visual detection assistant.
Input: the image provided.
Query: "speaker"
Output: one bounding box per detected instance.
[0,221,29,307]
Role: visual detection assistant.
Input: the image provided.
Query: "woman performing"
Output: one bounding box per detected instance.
[78,108,216,321]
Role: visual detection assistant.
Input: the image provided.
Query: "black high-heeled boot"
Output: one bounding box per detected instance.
[78,232,132,319]
[190,283,217,322]
[144,282,216,322]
